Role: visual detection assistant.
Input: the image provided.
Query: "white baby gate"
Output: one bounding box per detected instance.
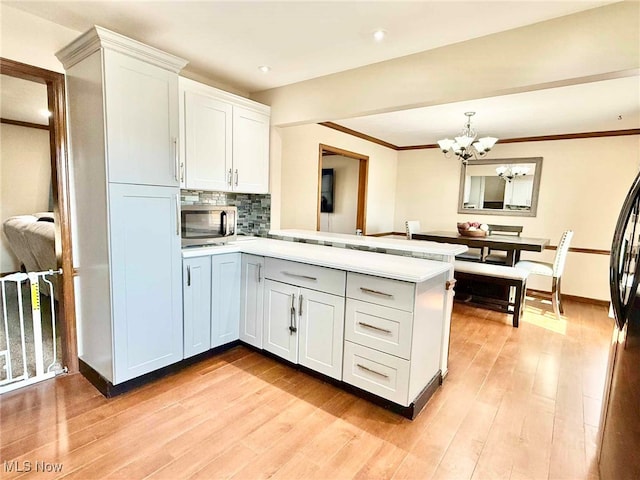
[0,269,64,394]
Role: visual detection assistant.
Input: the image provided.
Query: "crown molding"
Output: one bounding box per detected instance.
[56,26,188,73]
[320,122,640,152]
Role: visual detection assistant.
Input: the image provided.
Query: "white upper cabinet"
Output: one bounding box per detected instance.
[56,26,188,385]
[104,50,180,187]
[179,77,270,193]
[232,106,270,193]
[181,89,232,191]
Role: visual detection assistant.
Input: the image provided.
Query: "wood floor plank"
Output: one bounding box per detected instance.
[0,299,613,480]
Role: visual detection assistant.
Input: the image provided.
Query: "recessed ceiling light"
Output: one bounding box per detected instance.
[258,65,271,73]
[373,30,387,42]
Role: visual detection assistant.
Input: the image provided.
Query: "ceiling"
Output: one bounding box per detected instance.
[334,75,640,147]
[2,1,637,145]
[5,0,614,93]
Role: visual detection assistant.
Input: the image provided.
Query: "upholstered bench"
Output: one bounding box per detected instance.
[453,260,529,327]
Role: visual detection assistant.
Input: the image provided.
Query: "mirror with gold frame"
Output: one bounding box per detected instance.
[458,157,543,217]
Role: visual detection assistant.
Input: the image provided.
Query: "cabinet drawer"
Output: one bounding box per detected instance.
[264,258,345,296]
[343,341,410,406]
[345,299,413,360]
[347,272,414,312]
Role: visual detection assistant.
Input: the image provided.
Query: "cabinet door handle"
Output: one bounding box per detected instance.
[228,168,233,186]
[257,263,262,283]
[187,265,191,286]
[180,161,185,184]
[356,363,389,379]
[173,137,179,182]
[298,294,303,317]
[357,321,391,334]
[360,287,393,298]
[234,169,239,187]
[289,294,297,334]
[175,194,180,237]
[282,272,317,282]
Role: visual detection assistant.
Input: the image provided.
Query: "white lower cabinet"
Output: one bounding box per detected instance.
[263,278,345,380]
[181,251,448,410]
[298,289,345,379]
[109,183,183,384]
[239,254,264,348]
[211,253,241,348]
[183,256,212,358]
[343,340,410,405]
[263,280,299,363]
[342,271,447,407]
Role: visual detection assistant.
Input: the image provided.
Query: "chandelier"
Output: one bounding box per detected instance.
[437,112,498,164]
[496,165,530,182]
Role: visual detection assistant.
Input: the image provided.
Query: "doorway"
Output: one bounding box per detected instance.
[317,144,368,235]
[0,58,77,374]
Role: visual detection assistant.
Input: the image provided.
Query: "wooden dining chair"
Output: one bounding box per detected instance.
[515,230,573,318]
[484,224,524,265]
[405,220,421,240]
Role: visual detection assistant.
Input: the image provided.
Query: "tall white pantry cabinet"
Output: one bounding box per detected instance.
[57,27,189,385]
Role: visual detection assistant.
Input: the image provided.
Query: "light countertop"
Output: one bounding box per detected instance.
[268,229,467,256]
[182,237,452,283]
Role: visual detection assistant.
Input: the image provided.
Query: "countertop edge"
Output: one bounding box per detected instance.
[269,229,468,255]
[182,239,452,283]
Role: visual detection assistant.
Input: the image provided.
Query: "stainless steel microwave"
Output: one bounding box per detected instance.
[181,205,237,247]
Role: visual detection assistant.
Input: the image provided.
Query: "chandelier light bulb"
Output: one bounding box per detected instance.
[437,112,498,164]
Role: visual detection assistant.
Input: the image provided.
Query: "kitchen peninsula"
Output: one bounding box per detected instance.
[182,237,456,418]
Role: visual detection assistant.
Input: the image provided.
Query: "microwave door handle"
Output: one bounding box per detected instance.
[220,211,228,236]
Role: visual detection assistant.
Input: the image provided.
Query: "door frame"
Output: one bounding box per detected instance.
[1,58,78,373]
[317,144,369,234]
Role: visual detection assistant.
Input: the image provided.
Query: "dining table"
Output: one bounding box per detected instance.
[412,230,550,267]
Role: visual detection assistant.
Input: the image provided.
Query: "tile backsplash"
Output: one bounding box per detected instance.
[181,190,271,237]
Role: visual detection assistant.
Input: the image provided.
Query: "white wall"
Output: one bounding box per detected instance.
[394,135,640,300]
[0,5,80,72]
[319,155,360,234]
[277,124,397,234]
[0,124,52,272]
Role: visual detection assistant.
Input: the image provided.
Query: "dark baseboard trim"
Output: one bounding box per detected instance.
[526,288,609,307]
[79,340,242,398]
[81,339,442,420]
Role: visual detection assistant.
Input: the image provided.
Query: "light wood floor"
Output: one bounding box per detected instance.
[0,298,613,480]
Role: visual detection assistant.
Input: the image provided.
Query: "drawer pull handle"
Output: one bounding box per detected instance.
[356,363,389,379]
[357,321,391,334]
[360,287,393,298]
[282,271,317,282]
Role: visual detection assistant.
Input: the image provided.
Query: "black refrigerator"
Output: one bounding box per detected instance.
[598,171,640,479]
